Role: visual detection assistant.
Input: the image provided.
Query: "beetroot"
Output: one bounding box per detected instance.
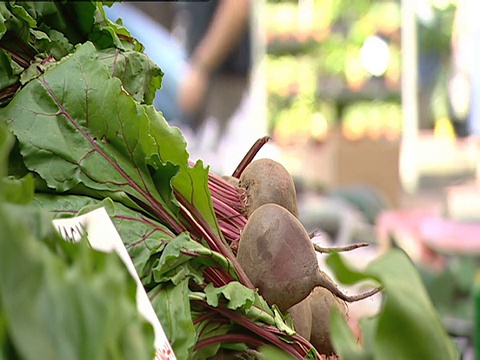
[288,296,312,341]
[237,203,318,311]
[237,203,380,312]
[239,158,299,218]
[288,282,348,354]
[308,284,348,354]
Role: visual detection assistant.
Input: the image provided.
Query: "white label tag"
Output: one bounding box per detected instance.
[53,207,176,360]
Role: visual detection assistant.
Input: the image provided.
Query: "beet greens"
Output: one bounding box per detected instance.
[0,2,319,359]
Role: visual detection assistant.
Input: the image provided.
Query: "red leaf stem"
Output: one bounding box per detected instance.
[0,44,31,68]
[216,220,240,246]
[194,333,266,351]
[208,177,242,202]
[174,189,254,289]
[211,196,246,229]
[263,324,320,358]
[207,171,237,190]
[203,268,229,287]
[179,249,235,285]
[0,83,20,101]
[193,309,217,325]
[194,301,310,359]
[231,136,271,178]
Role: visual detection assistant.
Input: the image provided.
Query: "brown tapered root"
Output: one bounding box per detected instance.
[313,242,370,254]
[325,284,383,303]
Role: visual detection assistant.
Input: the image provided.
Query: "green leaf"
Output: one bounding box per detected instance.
[204,282,296,338]
[0,201,155,360]
[330,308,371,360]
[0,3,9,39]
[3,42,145,192]
[36,25,74,60]
[273,307,296,336]
[33,193,172,281]
[86,3,136,51]
[366,250,458,360]
[34,192,101,218]
[244,293,277,325]
[155,239,211,286]
[0,1,149,106]
[2,173,34,204]
[326,251,378,285]
[359,316,380,357]
[191,319,233,360]
[257,345,296,360]
[205,282,256,311]
[0,123,13,184]
[149,279,196,360]
[151,233,240,285]
[8,2,36,41]
[0,50,18,90]
[97,4,144,52]
[146,105,223,239]
[2,203,60,243]
[2,42,182,228]
[98,48,163,105]
[147,154,181,215]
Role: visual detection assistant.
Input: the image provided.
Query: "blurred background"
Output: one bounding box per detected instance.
[105,0,479,357]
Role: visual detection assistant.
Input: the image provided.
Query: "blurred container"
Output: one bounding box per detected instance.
[282,131,401,207]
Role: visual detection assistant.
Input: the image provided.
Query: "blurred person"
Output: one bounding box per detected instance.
[103,3,188,124]
[104,1,252,133]
[175,0,272,174]
[104,1,269,174]
[175,0,251,135]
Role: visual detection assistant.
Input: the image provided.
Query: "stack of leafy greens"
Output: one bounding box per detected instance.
[0,2,461,360]
[0,2,316,359]
[0,124,156,360]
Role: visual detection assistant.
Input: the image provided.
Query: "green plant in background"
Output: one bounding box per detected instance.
[265,0,405,140]
[418,255,477,335]
[327,251,460,360]
[341,101,402,139]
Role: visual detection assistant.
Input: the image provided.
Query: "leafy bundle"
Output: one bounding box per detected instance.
[0,2,317,359]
